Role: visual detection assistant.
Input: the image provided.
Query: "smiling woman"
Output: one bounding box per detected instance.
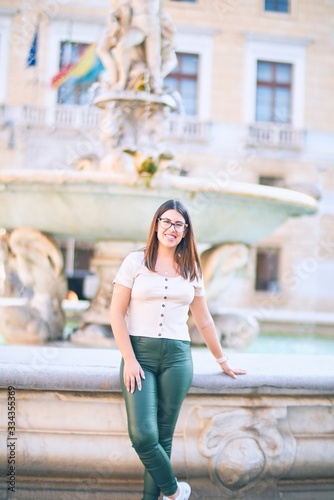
[109,198,246,500]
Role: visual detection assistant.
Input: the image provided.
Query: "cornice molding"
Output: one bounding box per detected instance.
[51,13,105,25]
[0,7,18,17]
[244,32,314,46]
[175,24,221,37]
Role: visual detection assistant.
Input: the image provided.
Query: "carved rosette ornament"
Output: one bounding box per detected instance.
[199,408,296,497]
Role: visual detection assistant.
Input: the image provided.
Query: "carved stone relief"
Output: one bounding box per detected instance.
[199,407,296,497]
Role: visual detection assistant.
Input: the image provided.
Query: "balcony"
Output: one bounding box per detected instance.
[0,104,210,141]
[1,104,103,130]
[247,122,305,150]
[168,115,211,142]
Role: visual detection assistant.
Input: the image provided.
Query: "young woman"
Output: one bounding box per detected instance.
[110,199,246,500]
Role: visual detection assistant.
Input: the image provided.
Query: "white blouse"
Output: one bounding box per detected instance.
[113,250,205,341]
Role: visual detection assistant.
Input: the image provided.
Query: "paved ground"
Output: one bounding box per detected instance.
[2,478,334,500]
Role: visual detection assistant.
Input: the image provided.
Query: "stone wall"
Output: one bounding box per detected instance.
[0,346,333,499]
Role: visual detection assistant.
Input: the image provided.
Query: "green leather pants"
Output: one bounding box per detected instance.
[120,336,193,500]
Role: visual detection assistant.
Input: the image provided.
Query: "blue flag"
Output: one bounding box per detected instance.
[27,26,39,67]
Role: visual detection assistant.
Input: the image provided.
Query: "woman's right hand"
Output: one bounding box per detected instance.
[123,358,145,393]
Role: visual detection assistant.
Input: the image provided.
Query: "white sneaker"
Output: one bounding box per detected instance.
[163,481,191,500]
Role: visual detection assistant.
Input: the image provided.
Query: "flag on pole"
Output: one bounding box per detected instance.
[51,43,100,88]
[27,25,39,67]
[75,58,104,85]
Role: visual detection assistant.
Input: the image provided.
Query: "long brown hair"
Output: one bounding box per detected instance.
[144,199,202,281]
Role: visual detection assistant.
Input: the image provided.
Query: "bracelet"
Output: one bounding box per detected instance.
[216,354,228,364]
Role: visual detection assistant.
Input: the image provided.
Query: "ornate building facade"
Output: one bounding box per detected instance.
[0,0,333,333]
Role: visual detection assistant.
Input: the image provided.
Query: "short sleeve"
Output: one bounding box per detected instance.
[194,275,205,297]
[113,252,143,289]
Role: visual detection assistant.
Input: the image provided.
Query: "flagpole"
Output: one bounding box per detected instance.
[35,14,42,105]
[34,14,42,106]
[26,14,40,105]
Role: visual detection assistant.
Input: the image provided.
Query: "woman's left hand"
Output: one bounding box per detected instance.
[219,361,247,379]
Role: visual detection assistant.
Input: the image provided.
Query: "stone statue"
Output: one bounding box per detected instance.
[0,232,29,299]
[96,0,177,92]
[0,228,67,345]
[91,0,180,178]
[189,244,259,348]
[201,243,250,303]
[0,233,13,297]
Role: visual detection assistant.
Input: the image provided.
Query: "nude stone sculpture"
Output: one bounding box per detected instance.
[0,228,67,344]
[96,0,177,92]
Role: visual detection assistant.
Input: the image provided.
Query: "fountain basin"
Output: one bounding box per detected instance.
[94,89,178,110]
[0,170,317,243]
[0,345,333,499]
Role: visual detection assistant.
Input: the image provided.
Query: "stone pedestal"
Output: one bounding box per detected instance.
[71,241,142,347]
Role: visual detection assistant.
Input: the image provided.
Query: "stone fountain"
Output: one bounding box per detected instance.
[0,1,316,347]
[0,3,332,500]
[0,171,317,347]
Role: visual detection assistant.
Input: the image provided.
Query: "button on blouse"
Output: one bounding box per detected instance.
[113,250,205,341]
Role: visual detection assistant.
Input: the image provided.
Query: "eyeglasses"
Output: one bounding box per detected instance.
[158,217,188,233]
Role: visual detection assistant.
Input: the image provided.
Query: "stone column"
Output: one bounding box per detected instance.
[71,240,142,347]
